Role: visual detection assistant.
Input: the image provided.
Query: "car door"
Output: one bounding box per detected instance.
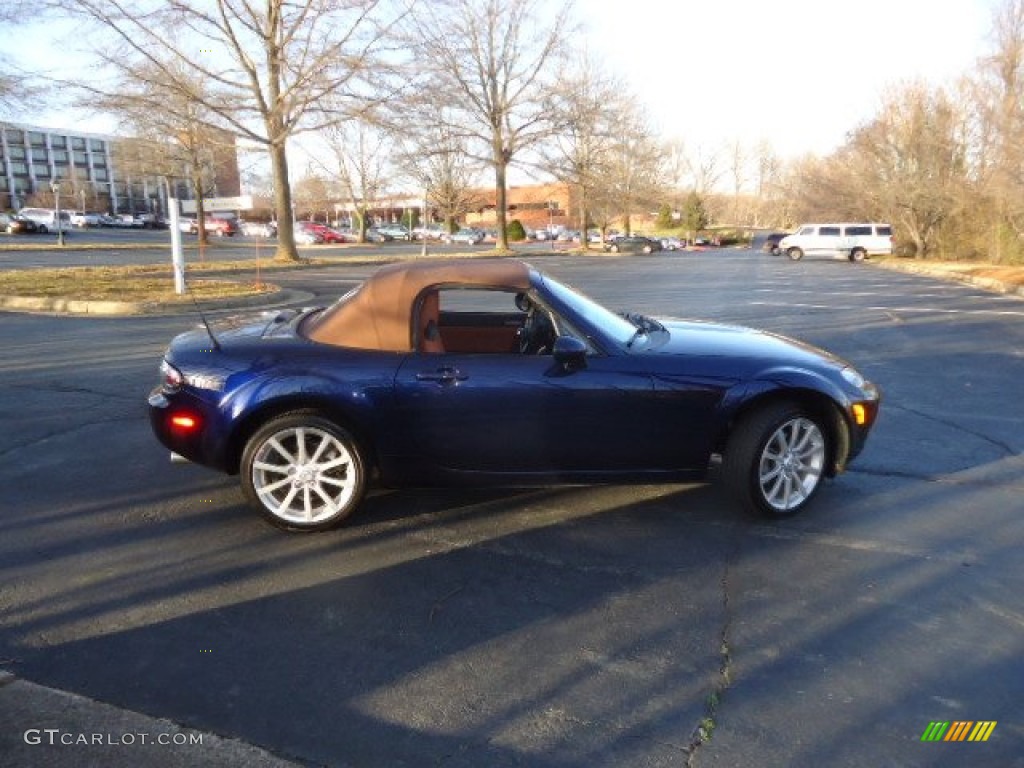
[391,287,666,476]
[813,225,842,256]
[394,351,666,475]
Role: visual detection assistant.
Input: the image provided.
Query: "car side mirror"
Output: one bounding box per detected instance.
[552,336,587,371]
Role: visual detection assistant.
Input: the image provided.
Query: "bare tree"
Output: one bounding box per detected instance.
[970,0,1024,260]
[66,0,409,260]
[319,120,392,241]
[751,139,785,227]
[542,49,625,247]
[727,139,748,224]
[684,143,725,197]
[394,117,486,234]
[602,111,666,235]
[0,1,34,115]
[292,170,332,223]
[785,81,969,257]
[82,59,230,245]
[409,0,573,250]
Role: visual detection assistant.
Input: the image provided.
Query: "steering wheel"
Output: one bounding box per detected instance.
[519,305,555,355]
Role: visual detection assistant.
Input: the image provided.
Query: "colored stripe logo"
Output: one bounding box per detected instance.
[921,721,997,742]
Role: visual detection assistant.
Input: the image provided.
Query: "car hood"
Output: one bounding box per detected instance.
[645,318,849,375]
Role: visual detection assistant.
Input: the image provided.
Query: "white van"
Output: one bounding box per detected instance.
[18,207,72,234]
[778,223,893,262]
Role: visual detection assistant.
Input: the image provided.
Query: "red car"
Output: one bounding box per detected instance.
[203,216,239,237]
[298,221,350,244]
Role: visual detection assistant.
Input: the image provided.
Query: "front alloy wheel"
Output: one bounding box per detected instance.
[787,247,803,260]
[724,402,829,517]
[241,413,366,531]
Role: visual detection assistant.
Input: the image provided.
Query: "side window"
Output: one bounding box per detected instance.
[418,287,528,355]
[819,226,841,237]
[798,226,814,236]
[877,226,893,236]
[844,225,871,236]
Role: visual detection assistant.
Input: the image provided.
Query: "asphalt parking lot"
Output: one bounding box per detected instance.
[1,248,1022,767]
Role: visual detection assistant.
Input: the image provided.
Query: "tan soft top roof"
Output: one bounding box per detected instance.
[304,258,533,351]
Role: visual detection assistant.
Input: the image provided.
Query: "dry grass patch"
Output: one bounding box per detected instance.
[875,258,1024,289]
[0,266,275,302]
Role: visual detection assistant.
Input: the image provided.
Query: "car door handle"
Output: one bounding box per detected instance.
[416,367,467,384]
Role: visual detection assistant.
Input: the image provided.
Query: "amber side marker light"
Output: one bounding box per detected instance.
[852,403,869,426]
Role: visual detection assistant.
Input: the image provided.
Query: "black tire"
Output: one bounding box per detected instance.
[771,246,781,256]
[849,248,866,262]
[722,401,829,518]
[240,412,366,531]
[37,225,48,234]
[787,247,803,261]
[642,244,653,254]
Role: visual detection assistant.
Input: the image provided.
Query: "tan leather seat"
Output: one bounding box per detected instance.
[418,290,445,353]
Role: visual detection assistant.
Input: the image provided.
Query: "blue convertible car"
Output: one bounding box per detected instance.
[149,258,880,531]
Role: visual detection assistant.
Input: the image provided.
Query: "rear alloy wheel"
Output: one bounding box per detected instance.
[724,402,829,517]
[241,413,366,531]
[787,247,803,260]
[849,247,866,262]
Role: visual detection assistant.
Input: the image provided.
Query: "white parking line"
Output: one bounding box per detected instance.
[748,301,1024,317]
[750,288,971,299]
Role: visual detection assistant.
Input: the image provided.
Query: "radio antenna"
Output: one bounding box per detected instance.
[176,262,221,351]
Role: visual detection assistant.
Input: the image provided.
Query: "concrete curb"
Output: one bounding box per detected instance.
[0,288,316,317]
[0,673,301,767]
[871,260,1024,297]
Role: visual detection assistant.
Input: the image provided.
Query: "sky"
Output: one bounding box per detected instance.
[580,0,1002,157]
[0,0,1007,168]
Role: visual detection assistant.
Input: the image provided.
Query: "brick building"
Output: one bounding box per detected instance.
[0,122,240,215]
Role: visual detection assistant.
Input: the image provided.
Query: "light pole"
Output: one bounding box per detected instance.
[79,188,86,219]
[420,180,430,259]
[50,179,65,246]
[548,200,555,250]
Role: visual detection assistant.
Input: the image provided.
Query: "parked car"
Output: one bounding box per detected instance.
[660,237,684,251]
[604,236,661,254]
[112,213,143,228]
[176,216,236,236]
[778,223,893,262]
[294,228,323,245]
[69,211,101,228]
[148,257,881,532]
[445,227,485,245]
[412,225,447,241]
[365,228,394,243]
[376,224,412,240]
[296,221,348,243]
[17,207,72,234]
[0,212,41,234]
[204,215,239,237]
[240,220,275,237]
[760,232,789,256]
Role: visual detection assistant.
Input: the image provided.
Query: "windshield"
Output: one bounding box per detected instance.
[540,274,639,346]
